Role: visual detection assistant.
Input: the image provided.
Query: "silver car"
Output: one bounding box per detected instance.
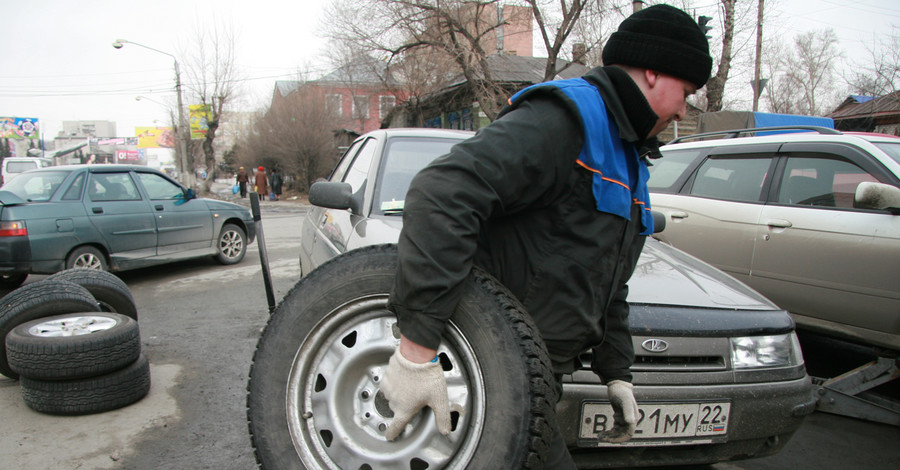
[649,128,900,351]
[270,128,814,468]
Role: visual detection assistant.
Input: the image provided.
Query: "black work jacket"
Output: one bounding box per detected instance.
[389,66,659,380]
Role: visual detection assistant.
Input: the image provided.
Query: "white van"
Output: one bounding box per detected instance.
[1,157,54,186]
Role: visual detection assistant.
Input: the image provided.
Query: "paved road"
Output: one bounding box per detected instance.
[0,197,898,469]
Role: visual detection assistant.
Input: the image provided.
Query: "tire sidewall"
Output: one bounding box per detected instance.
[46,269,137,320]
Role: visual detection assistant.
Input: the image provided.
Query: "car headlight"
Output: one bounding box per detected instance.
[730,333,801,369]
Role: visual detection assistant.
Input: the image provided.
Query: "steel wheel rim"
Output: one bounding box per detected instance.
[73,253,103,269]
[285,294,484,470]
[219,230,243,259]
[27,315,118,337]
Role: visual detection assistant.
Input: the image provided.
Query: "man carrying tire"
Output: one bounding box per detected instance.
[382,4,713,468]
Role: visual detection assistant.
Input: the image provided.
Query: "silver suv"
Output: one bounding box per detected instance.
[649,127,900,351]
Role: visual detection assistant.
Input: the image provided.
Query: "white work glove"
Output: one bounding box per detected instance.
[599,380,638,443]
[381,348,452,441]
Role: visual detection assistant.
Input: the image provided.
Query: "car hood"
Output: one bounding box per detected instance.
[350,217,777,312]
[202,198,251,214]
[629,238,777,310]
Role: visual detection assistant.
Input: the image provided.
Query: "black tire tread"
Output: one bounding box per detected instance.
[0,280,100,379]
[6,312,141,380]
[46,269,137,320]
[20,354,151,415]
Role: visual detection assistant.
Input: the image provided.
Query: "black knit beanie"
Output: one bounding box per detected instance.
[602,4,713,88]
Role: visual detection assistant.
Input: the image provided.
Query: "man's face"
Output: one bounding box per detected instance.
[645,72,698,137]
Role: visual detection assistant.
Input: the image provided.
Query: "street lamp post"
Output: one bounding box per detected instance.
[113,39,192,188]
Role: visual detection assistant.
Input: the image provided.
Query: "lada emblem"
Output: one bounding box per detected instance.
[641,339,669,353]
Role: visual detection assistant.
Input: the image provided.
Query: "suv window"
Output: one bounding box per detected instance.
[647,149,703,192]
[690,157,772,202]
[776,156,878,208]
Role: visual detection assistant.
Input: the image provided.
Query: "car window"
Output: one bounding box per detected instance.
[689,157,772,202]
[1,171,68,201]
[776,156,878,208]
[6,161,38,173]
[649,148,703,192]
[330,139,364,182]
[62,173,85,200]
[137,172,184,199]
[342,138,377,194]
[88,173,142,201]
[872,142,900,166]
[374,137,460,214]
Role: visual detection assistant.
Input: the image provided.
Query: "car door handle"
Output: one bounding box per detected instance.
[155,205,164,211]
[92,207,104,214]
[765,219,793,228]
[670,211,688,220]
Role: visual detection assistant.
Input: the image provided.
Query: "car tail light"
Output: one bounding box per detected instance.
[0,221,27,237]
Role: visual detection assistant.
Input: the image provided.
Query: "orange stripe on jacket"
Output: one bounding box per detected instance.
[576,159,631,191]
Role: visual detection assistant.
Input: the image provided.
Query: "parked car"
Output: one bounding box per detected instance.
[648,127,900,351]
[277,128,814,468]
[0,164,255,288]
[1,157,54,186]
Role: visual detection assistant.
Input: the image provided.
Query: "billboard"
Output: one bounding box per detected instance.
[136,127,175,148]
[189,105,210,140]
[1,117,40,140]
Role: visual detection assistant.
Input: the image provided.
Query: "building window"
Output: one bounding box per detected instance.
[352,95,369,119]
[379,95,396,119]
[325,94,342,117]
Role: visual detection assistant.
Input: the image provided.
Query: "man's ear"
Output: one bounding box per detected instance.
[644,69,661,88]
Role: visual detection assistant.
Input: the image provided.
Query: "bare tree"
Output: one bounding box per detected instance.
[238,83,341,193]
[785,29,842,115]
[324,0,601,121]
[846,26,900,98]
[704,0,736,112]
[181,21,242,192]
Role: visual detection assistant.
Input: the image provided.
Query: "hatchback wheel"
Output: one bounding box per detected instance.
[0,273,27,289]
[248,245,556,469]
[66,246,108,271]
[216,223,246,265]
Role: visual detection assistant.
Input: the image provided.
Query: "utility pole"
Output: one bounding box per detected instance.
[752,0,765,111]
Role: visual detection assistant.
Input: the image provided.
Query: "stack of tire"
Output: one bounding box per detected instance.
[0,269,150,415]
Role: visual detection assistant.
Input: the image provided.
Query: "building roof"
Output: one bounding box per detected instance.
[317,60,399,86]
[444,54,590,88]
[828,91,900,120]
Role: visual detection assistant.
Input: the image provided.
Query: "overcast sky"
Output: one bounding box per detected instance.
[1,0,897,141]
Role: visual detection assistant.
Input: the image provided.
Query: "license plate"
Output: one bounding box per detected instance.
[579,401,730,447]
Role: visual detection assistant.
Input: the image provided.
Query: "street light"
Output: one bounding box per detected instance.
[113,39,192,187]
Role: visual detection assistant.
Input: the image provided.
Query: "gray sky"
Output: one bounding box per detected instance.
[1,0,897,141]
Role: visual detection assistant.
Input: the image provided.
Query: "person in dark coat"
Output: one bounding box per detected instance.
[379,5,713,468]
[270,168,283,201]
[235,166,249,198]
[254,166,268,199]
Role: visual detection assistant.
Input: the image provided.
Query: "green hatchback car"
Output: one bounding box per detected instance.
[0,164,255,288]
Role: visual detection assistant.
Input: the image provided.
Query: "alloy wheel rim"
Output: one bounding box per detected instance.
[28,315,118,337]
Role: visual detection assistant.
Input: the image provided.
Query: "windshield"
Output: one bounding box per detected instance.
[1,171,70,202]
[873,142,900,166]
[373,137,463,215]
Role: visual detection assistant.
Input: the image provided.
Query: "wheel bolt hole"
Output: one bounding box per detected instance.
[361,390,370,400]
[378,423,387,432]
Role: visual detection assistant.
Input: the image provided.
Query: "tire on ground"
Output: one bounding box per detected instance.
[247,244,556,470]
[6,312,141,380]
[0,279,100,379]
[20,353,151,415]
[46,268,138,320]
[215,223,247,265]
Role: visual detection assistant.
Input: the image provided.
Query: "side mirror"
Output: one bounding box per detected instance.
[651,210,666,234]
[855,182,900,215]
[309,181,353,210]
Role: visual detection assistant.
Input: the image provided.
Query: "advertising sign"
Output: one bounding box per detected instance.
[0,117,40,140]
[189,105,210,140]
[136,127,175,148]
